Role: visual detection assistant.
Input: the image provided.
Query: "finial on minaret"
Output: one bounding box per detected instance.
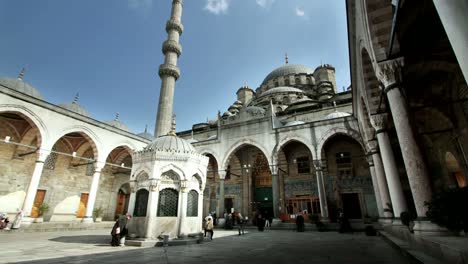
[169,114,177,136]
[17,68,25,81]
[285,53,289,64]
[73,93,79,104]
[114,113,120,121]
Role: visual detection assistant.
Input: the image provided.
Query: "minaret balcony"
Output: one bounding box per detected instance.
[158,64,181,80]
[162,40,182,57]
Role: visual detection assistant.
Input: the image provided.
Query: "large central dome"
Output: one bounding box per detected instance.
[262,64,314,85]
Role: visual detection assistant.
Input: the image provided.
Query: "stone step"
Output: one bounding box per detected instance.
[380,231,444,264]
[3,221,115,233]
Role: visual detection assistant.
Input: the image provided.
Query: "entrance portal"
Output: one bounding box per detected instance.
[341,193,362,219]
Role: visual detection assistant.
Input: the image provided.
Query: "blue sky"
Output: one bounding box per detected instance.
[0,0,350,134]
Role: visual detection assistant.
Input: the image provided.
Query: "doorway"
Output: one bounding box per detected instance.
[77,193,89,218]
[224,198,233,214]
[341,193,362,219]
[115,189,130,218]
[31,190,46,218]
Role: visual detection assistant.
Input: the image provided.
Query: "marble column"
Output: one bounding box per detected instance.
[378,58,432,219]
[127,180,137,216]
[371,113,408,221]
[314,160,329,219]
[371,150,393,220]
[433,0,468,82]
[145,181,159,239]
[366,152,384,217]
[218,172,225,217]
[83,164,104,223]
[177,180,189,237]
[271,165,280,218]
[22,150,49,220]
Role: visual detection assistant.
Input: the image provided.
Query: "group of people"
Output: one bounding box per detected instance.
[254,211,273,231]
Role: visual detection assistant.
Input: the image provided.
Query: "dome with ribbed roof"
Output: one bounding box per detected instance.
[59,94,91,117]
[0,77,44,100]
[146,135,195,153]
[105,113,130,132]
[262,64,314,85]
[258,86,304,98]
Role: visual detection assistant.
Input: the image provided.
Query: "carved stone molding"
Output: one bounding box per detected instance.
[377,57,404,90]
[162,40,182,57]
[166,19,184,35]
[158,63,181,80]
[366,140,379,154]
[370,113,388,133]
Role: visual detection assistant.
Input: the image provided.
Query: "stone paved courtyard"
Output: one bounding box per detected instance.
[1,229,410,264]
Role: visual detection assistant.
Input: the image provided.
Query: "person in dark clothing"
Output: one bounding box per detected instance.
[296,211,305,232]
[111,213,131,246]
[257,213,265,231]
[235,212,245,235]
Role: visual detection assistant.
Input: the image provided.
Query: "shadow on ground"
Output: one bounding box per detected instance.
[49,235,111,245]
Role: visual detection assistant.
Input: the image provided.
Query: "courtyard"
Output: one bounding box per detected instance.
[1,229,409,264]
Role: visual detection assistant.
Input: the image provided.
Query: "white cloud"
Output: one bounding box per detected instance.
[128,0,153,16]
[256,0,275,8]
[205,0,230,15]
[295,7,305,17]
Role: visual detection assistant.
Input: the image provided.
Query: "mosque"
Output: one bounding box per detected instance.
[0,0,467,240]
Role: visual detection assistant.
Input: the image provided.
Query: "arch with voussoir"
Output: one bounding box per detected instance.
[0,104,48,148]
[317,127,365,161]
[272,136,315,173]
[52,125,102,163]
[221,139,272,172]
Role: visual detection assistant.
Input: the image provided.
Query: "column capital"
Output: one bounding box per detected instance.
[365,140,379,154]
[36,149,50,162]
[370,113,388,133]
[149,179,159,192]
[270,164,278,175]
[218,171,226,180]
[366,155,374,166]
[377,57,404,91]
[313,160,323,171]
[180,180,189,193]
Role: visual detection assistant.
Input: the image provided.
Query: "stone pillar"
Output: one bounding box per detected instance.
[22,150,49,220]
[218,172,226,217]
[154,0,184,137]
[145,180,159,239]
[271,165,280,218]
[371,150,393,220]
[127,180,137,215]
[378,58,433,220]
[366,152,384,218]
[198,192,204,233]
[433,0,468,83]
[371,113,408,221]
[314,160,329,219]
[83,164,104,223]
[178,180,189,237]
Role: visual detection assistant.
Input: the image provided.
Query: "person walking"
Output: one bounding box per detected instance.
[205,217,214,240]
[236,212,245,235]
[296,210,305,232]
[111,213,132,247]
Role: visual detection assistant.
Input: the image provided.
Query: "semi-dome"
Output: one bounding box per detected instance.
[0,77,44,100]
[105,113,130,132]
[258,86,305,98]
[59,95,91,117]
[262,64,314,85]
[325,111,351,119]
[246,106,266,115]
[146,134,195,153]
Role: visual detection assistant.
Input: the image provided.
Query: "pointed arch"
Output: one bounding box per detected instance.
[52,125,101,162]
[159,164,185,180]
[272,136,315,171]
[0,105,48,147]
[317,127,364,161]
[221,139,271,171]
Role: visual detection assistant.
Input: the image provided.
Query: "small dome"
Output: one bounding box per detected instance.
[262,64,314,85]
[325,111,351,119]
[234,100,243,105]
[246,106,266,115]
[137,131,154,140]
[59,102,91,117]
[0,77,44,100]
[105,113,130,132]
[223,111,233,117]
[146,135,195,153]
[284,120,305,126]
[258,86,305,98]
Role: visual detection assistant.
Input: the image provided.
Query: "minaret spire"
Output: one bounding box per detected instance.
[154,0,184,137]
[285,53,289,64]
[17,67,25,81]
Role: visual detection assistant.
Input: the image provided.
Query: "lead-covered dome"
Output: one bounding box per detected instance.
[59,95,91,117]
[258,86,305,98]
[146,135,195,153]
[262,64,314,85]
[105,114,130,132]
[0,77,44,100]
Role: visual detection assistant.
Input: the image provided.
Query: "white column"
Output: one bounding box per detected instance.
[371,113,408,221]
[145,181,159,239]
[314,160,329,219]
[433,0,468,83]
[371,151,393,220]
[22,150,49,220]
[271,165,280,218]
[197,192,204,233]
[366,153,384,218]
[83,164,104,223]
[127,180,137,215]
[218,174,225,217]
[178,180,189,237]
[378,58,432,219]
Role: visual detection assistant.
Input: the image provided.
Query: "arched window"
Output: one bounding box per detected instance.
[157,189,179,216]
[186,190,199,217]
[134,189,149,217]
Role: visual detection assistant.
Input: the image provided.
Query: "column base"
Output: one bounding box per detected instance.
[378,218,393,225]
[413,220,449,236]
[20,217,34,225]
[82,217,94,223]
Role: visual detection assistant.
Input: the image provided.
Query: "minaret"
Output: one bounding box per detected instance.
[154,0,184,137]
